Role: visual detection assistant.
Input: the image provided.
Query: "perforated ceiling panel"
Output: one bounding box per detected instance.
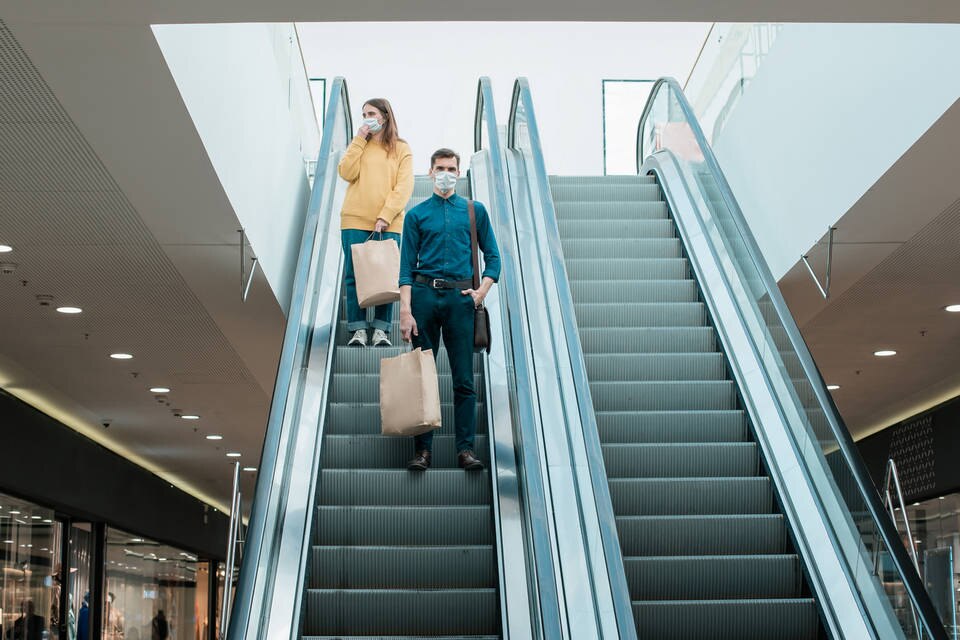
[0,20,273,509]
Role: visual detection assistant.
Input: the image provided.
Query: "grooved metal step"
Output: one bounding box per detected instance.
[335,347,480,375]
[595,410,747,443]
[310,546,496,589]
[584,353,725,381]
[578,327,717,354]
[318,470,492,506]
[601,443,758,478]
[329,373,485,404]
[559,218,676,239]
[570,279,698,304]
[315,506,495,546]
[574,302,706,328]
[589,380,736,411]
[631,598,818,639]
[326,403,488,435]
[616,514,787,556]
[565,257,689,281]
[550,183,660,202]
[302,589,499,636]
[553,200,666,221]
[609,477,772,515]
[322,435,490,469]
[625,555,801,600]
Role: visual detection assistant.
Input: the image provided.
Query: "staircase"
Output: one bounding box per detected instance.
[301,177,501,639]
[551,174,822,639]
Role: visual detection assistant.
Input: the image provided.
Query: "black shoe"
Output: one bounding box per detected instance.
[458,450,484,470]
[407,450,431,471]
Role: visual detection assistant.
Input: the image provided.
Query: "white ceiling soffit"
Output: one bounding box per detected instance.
[780,98,960,440]
[0,19,284,512]
[1,0,959,22]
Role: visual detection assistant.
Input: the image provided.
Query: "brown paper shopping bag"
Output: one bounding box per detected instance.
[352,235,401,308]
[380,348,442,437]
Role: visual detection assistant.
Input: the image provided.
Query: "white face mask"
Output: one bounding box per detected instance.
[434,171,458,193]
[362,117,382,133]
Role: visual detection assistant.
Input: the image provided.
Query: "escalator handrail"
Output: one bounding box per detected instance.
[508,77,638,640]
[635,76,946,640]
[228,77,352,640]
[474,76,563,639]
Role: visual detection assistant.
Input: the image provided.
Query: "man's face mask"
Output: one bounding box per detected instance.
[434,171,457,193]
[362,117,383,133]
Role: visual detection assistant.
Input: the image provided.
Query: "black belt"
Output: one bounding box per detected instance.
[415,274,472,290]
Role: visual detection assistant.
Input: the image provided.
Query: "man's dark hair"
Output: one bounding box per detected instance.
[430,148,460,170]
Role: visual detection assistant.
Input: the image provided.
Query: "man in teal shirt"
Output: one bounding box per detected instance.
[399,148,501,471]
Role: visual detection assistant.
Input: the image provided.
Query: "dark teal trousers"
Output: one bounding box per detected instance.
[410,282,477,453]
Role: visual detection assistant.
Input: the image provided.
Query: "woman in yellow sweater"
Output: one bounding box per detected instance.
[338,98,414,347]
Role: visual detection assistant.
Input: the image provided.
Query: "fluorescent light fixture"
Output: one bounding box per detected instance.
[946,304,960,313]
[30,515,41,520]
[243,467,257,472]
[43,519,52,523]
[180,414,199,420]
[110,353,133,360]
[3,540,13,544]
[0,245,11,253]
[56,306,83,314]
[130,538,144,543]
[226,452,242,458]
[827,384,840,390]
[205,435,222,441]
[9,511,20,515]
[873,350,897,357]
[150,387,171,394]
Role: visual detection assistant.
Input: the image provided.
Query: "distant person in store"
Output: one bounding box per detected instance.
[7,600,45,640]
[338,97,414,348]
[76,594,89,640]
[399,148,500,471]
[151,611,168,640]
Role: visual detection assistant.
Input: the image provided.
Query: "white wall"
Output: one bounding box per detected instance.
[154,23,321,313]
[296,22,709,175]
[713,23,960,279]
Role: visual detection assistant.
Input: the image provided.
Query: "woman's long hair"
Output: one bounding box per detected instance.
[363,97,401,156]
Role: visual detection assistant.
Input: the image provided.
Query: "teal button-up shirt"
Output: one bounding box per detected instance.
[399,193,501,286]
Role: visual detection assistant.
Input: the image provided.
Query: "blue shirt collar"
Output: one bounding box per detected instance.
[430,192,462,206]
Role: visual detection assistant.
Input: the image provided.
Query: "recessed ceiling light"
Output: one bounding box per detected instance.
[243,467,257,472]
[180,414,200,420]
[110,353,133,360]
[150,387,171,394]
[827,384,840,390]
[205,435,223,441]
[873,350,897,357]
[56,306,83,314]
[946,304,960,313]
[0,245,11,253]
[226,452,242,458]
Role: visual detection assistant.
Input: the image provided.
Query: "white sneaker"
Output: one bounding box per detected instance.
[347,329,367,347]
[371,328,392,347]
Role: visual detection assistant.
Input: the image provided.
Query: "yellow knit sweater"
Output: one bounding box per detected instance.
[338,135,414,233]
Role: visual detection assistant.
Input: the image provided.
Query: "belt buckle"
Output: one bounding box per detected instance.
[431,278,443,289]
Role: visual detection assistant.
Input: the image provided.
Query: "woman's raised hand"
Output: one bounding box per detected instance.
[357,123,371,138]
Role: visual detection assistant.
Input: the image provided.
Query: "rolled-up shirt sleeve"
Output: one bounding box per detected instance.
[476,202,501,282]
[399,213,420,286]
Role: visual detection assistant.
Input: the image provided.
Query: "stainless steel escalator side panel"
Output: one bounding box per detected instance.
[469,153,534,640]
[644,151,897,640]
[227,78,352,640]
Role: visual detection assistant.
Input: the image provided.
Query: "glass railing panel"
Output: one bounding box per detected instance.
[637,77,946,639]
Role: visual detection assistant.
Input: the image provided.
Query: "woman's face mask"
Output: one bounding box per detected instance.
[362,117,383,133]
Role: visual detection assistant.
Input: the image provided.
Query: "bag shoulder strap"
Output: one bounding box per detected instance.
[468,199,480,290]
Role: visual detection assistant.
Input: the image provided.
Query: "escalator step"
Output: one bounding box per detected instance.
[561,237,681,259]
[559,218,676,239]
[578,327,717,354]
[302,588,498,636]
[631,598,818,639]
[585,353,725,381]
[570,279,698,304]
[306,637,499,640]
[610,477,772,515]
[617,514,787,556]
[334,347,480,375]
[574,302,706,328]
[565,257,689,281]
[551,184,660,203]
[322,435,490,469]
[589,380,736,411]
[315,506,494,545]
[310,545,496,589]
[601,442,757,478]
[625,555,801,600]
[328,373,484,404]
[336,322,406,345]
[326,403,488,435]
[596,410,747,443]
[318,469,492,506]
[553,200,666,221]
[550,174,657,185]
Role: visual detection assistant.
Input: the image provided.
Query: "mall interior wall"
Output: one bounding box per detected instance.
[0,389,230,559]
[153,23,320,314]
[712,23,960,280]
